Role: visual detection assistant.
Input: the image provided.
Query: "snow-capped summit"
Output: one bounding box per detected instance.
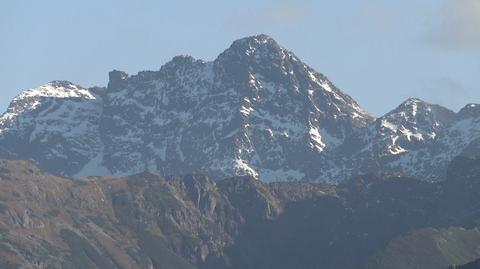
[457,103,480,118]
[16,81,96,100]
[0,35,478,183]
[218,34,282,59]
[346,98,453,157]
[0,81,98,129]
[438,103,480,161]
[323,98,479,182]
[98,34,374,180]
[374,98,455,152]
[0,35,373,181]
[0,81,103,174]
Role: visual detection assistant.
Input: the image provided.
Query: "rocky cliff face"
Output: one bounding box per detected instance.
[1,156,480,269]
[0,35,374,182]
[0,81,104,175]
[0,35,479,183]
[328,98,463,181]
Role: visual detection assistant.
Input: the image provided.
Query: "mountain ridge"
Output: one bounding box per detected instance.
[0,34,479,183]
[1,155,480,268]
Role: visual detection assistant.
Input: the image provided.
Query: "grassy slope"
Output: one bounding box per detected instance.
[367,227,480,269]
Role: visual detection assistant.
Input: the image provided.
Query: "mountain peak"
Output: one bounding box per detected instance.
[401,97,425,105]
[365,97,456,157]
[2,35,478,184]
[168,55,198,64]
[457,103,480,118]
[394,97,433,112]
[108,70,129,89]
[389,98,454,120]
[161,55,206,72]
[14,81,95,101]
[216,34,287,63]
[48,80,78,88]
[231,34,278,47]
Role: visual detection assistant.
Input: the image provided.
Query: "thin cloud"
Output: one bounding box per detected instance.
[418,77,471,111]
[426,0,480,49]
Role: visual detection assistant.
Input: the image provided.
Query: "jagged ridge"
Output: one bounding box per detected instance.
[1,156,480,268]
[0,35,479,183]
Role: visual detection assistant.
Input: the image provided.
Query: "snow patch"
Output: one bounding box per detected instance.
[17,82,96,101]
[233,159,258,178]
[308,126,326,152]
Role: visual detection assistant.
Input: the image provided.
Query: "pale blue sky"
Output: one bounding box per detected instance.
[1,0,479,116]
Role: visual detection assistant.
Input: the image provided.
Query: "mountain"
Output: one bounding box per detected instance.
[327,98,459,181]
[0,34,479,183]
[0,34,374,182]
[0,81,104,175]
[1,155,480,268]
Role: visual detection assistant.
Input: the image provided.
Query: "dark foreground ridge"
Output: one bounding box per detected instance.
[1,156,480,269]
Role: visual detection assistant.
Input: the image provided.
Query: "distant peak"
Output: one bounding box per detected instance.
[401,97,427,106]
[385,98,427,116]
[384,97,455,126]
[465,103,479,109]
[11,81,95,104]
[233,34,277,46]
[231,34,281,50]
[48,80,79,88]
[108,70,129,89]
[170,55,198,63]
[109,70,129,81]
[161,55,204,71]
[457,103,480,118]
[396,98,454,115]
[394,98,438,112]
[219,34,284,59]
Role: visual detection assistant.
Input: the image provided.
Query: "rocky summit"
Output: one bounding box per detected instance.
[0,35,479,183]
[1,34,480,269]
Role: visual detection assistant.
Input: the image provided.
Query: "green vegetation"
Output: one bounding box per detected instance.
[368,227,480,269]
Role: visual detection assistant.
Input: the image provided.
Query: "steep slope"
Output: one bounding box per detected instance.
[0,35,478,183]
[362,98,455,157]
[1,155,480,268]
[325,99,480,182]
[0,35,374,181]
[0,159,334,269]
[101,35,373,181]
[385,102,480,181]
[0,81,104,175]
[439,104,480,160]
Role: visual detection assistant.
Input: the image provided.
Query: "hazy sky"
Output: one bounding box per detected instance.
[1,0,479,116]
